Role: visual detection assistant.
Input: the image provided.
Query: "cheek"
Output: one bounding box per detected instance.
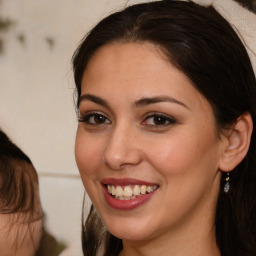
[143,132,221,223]
[145,130,220,180]
[0,215,42,256]
[75,129,105,185]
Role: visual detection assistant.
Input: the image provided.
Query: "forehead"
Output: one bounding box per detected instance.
[83,42,170,82]
[81,42,207,110]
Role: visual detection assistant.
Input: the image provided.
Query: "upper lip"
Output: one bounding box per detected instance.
[101,177,158,186]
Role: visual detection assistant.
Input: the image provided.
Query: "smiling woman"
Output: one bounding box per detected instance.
[72,1,256,256]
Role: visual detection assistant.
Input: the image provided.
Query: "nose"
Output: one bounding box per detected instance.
[103,125,142,170]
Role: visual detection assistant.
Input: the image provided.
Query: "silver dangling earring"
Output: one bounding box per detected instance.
[224,172,230,193]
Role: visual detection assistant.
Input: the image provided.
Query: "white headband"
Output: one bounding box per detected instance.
[125,0,256,75]
[193,0,256,75]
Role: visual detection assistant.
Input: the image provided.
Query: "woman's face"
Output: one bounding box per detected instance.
[75,42,225,242]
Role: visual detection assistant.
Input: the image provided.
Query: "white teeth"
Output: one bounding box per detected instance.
[147,186,153,193]
[107,184,158,200]
[141,185,147,195]
[133,185,140,196]
[116,186,123,197]
[123,186,133,197]
[111,185,116,196]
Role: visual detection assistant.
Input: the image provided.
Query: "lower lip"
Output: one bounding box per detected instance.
[102,186,157,210]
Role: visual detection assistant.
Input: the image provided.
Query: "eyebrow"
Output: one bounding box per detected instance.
[78,94,110,108]
[134,96,190,110]
[78,94,189,110]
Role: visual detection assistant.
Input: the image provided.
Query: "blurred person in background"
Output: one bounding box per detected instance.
[0,129,42,255]
[0,129,65,256]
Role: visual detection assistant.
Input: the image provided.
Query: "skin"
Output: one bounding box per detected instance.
[0,162,42,256]
[75,42,227,256]
[0,213,42,256]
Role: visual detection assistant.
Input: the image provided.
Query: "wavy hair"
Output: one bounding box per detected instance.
[72,1,256,255]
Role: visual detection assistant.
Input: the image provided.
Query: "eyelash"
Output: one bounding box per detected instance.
[142,113,177,127]
[78,113,111,125]
[78,112,177,127]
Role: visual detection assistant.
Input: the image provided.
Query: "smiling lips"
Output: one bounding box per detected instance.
[101,178,159,210]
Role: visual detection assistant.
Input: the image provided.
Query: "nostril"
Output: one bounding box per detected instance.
[103,148,142,170]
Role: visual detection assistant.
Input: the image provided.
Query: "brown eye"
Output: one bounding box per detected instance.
[152,116,168,125]
[93,114,107,124]
[143,114,176,126]
[79,113,111,125]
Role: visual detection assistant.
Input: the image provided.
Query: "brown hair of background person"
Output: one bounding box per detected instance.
[0,129,42,256]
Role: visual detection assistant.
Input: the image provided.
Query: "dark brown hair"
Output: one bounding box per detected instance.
[72,1,256,255]
[0,129,43,254]
[0,130,37,215]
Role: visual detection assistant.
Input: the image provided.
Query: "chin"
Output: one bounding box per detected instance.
[110,229,149,241]
[103,217,157,241]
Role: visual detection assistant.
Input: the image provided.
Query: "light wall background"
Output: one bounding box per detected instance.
[1,0,253,254]
[0,0,141,252]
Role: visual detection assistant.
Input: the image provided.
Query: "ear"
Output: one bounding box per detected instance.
[218,112,253,172]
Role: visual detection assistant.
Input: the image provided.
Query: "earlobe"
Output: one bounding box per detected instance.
[218,112,253,172]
